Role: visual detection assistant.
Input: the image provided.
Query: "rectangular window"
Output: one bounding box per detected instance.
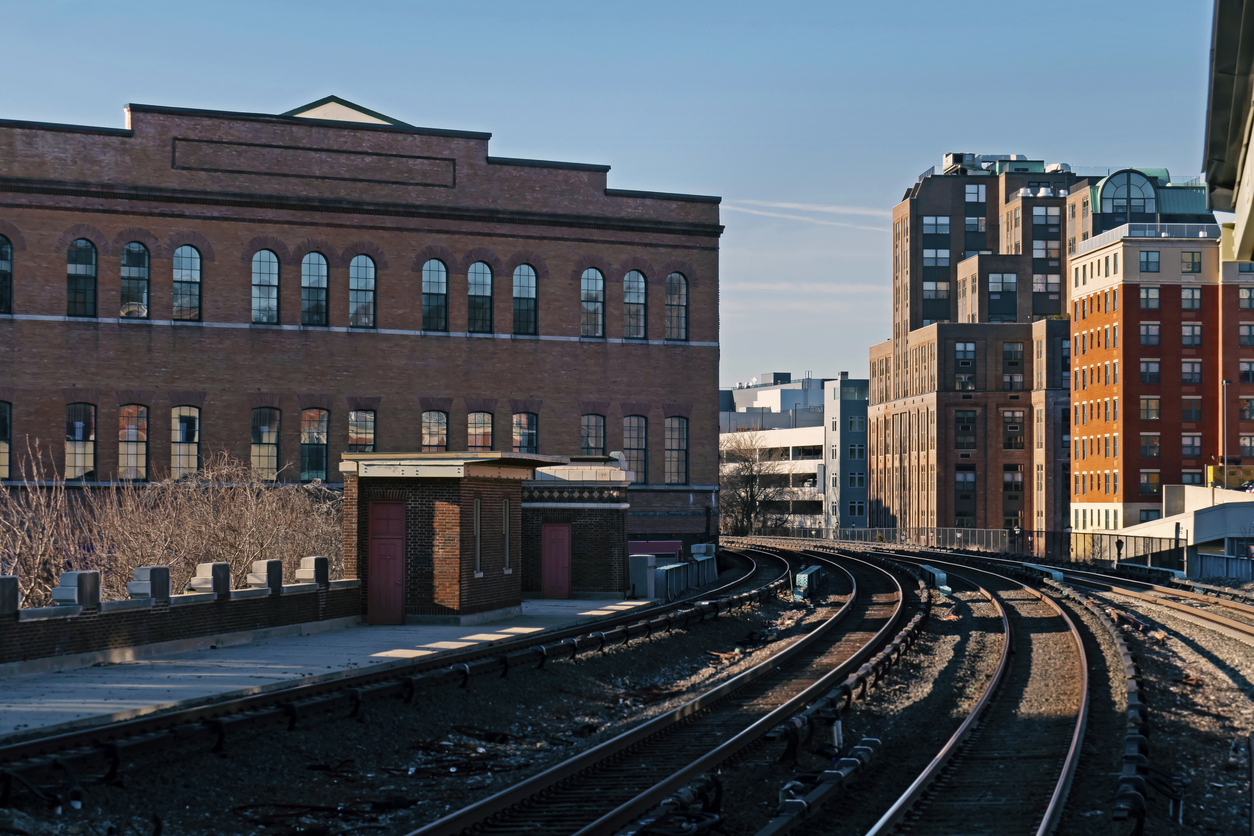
[955,468,975,493]
[1241,324,1254,346]
[1182,251,1202,274]
[250,407,280,480]
[512,412,538,454]
[987,273,1017,292]
[965,184,986,203]
[513,266,538,335]
[581,414,607,456]
[1242,435,1254,458]
[848,416,866,432]
[0,400,9,480]
[1003,464,1024,492]
[922,216,950,235]
[1140,323,1160,346]
[624,415,647,484]
[1242,398,1254,421]
[1140,361,1160,384]
[965,216,986,232]
[955,410,976,449]
[1140,397,1160,420]
[664,416,688,484]
[1002,373,1024,390]
[348,409,376,453]
[1181,286,1201,310]
[468,412,494,452]
[922,280,949,299]
[1182,471,1204,486]
[1140,434,1161,458]
[502,499,511,570]
[1181,360,1202,385]
[1140,286,1160,309]
[1242,361,1254,384]
[117,404,148,480]
[65,402,96,480]
[1182,434,1202,458]
[172,245,202,321]
[848,444,865,459]
[1140,251,1160,273]
[1003,410,1025,450]
[848,471,865,488]
[67,240,98,318]
[1182,323,1202,346]
[1242,287,1254,309]
[1183,398,1203,421]
[467,263,493,333]
[301,255,328,326]
[1003,341,1024,361]
[847,500,865,517]
[171,405,200,477]
[348,255,376,327]
[922,248,950,267]
[1140,471,1161,495]
[300,408,329,482]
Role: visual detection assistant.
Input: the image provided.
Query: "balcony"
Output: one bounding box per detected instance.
[1075,223,1220,257]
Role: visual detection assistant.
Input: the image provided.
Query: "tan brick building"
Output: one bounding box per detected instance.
[0,97,721,547]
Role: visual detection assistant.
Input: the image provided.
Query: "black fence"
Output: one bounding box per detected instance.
[756,526,1184,571]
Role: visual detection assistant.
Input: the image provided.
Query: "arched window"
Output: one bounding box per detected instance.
[665,416,688,485]
[118,404,148,480]
[623,270,646,339]
[251,407,280,480]
[512,412,538,454]
[422,259,448,331]
[512,264,537,335]
[300,408,329,481]
[120,242,150,319]
[171,405,200,478]
[348,409,375,452]
[581,268,604,337]
[65,402,96,480]
[301,252,328,326]
[0,401,10,479]
[251,250,279,324]
[349,255,376,328]
[468,412,494,451]
[0,234,12,315]
[580,414,606,456]
[67,238,97,317]
[468,261,493,333]
[421,410,448,451]
[1100,171,1157,216]
[623,415,647,484]
[172,245,201,321]
[665,273,688,340]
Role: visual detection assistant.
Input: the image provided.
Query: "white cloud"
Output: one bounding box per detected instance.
[735,199,893,218]
[721,204,890,232]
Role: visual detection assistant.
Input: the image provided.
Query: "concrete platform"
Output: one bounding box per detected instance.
[0,598,653,746]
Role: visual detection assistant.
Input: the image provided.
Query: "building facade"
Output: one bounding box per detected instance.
[823,372,869,529]
[0,97,721,548]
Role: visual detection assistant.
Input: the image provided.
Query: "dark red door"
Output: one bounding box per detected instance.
[541,523,571,599]
[368,501,405,625]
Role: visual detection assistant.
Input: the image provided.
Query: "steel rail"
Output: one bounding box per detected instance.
[0,549,785,776]
[861,550,1089,836]
[406,547,906,836]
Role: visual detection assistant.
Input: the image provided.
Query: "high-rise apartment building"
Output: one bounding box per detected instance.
[823,372,869,529]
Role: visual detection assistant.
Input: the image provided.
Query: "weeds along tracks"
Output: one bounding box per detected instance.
[863,553,1088,836]
[0,550,786,798]
[405,549,909,836]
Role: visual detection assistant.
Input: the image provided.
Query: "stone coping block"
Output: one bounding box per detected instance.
[281,583,319,595]
[19,605,83,621]
[229,588,271,601]
[100,599,155,613]
[328,579,361,590]
[169,592,219,606]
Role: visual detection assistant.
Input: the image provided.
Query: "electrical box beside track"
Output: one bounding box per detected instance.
[793,565,822,603]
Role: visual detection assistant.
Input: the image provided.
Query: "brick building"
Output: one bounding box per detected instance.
[0,96,721,548]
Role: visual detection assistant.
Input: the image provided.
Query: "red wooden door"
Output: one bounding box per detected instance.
[368,501,405,625]
[541,523,571,599]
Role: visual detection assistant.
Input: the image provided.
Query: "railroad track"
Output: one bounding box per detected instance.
[404,548,912,836]
[852,551,1088,836]
[0,548,787,803]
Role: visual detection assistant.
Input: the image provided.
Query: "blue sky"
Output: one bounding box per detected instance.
[2,1,1215,385]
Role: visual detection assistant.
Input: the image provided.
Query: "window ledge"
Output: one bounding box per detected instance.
[299,324,331,330]
[512,333,540,340]
[579,336,607,342]
[171,319,205,326]
[503,568,513,575]
[250,323,283,329]
[473,571,484,579]
[118,317,152,324]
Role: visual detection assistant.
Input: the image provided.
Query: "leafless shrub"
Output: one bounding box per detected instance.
[0,447,343,606]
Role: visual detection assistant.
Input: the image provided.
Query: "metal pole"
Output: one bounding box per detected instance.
[1223,379,1231,488]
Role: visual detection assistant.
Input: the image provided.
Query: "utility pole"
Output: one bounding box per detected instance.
[1222,379,1232,488]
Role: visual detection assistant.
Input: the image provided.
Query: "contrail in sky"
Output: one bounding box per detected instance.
[722,204,889,232]
[735,199,892,218]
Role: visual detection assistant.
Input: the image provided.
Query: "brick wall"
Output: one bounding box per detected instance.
[0,586,359,666]
[521,506,627,595]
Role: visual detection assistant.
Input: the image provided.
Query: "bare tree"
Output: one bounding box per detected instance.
[719,431,791,535]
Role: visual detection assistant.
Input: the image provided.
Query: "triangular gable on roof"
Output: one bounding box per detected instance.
[282,95,412,127]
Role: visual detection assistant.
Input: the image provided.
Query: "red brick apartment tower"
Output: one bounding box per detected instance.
[1062,169,1222,530]
[869,153,1078,533]
[0,97,721,548]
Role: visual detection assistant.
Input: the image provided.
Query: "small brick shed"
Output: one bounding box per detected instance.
[341,452,563,625]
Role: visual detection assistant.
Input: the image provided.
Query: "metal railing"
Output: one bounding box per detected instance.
[1075,223,1220,257]
[741,526,1185,571]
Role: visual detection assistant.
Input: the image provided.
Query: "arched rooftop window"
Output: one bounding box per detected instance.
[1100,171,1157,216]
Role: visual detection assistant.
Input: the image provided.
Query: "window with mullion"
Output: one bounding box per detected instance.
[468,261,493,333]
[348,410,376,452]
[251,250,279,324]
[468,412,494,451]
[581,268,605,337]
[665,273,688,340]
[0,235,11,315]
[512,265,537,335]
[250,407,280,480]
[118,404,148,480]
[65,402,96,480]
[512,413,537,454]
[120,242,150,319]
[0,400,10,479]
[422,259,448,331]
[422,410,448,452]
[623,415,647,484]
[580,414,605,456]
[300,408,329,481]
[349,255,376,327]
[623,270,646,339]
[67,239,97,317]
[171,405,200,478]
[172,246,202,321]
[301,253,328,326]
[664,416,688,484]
